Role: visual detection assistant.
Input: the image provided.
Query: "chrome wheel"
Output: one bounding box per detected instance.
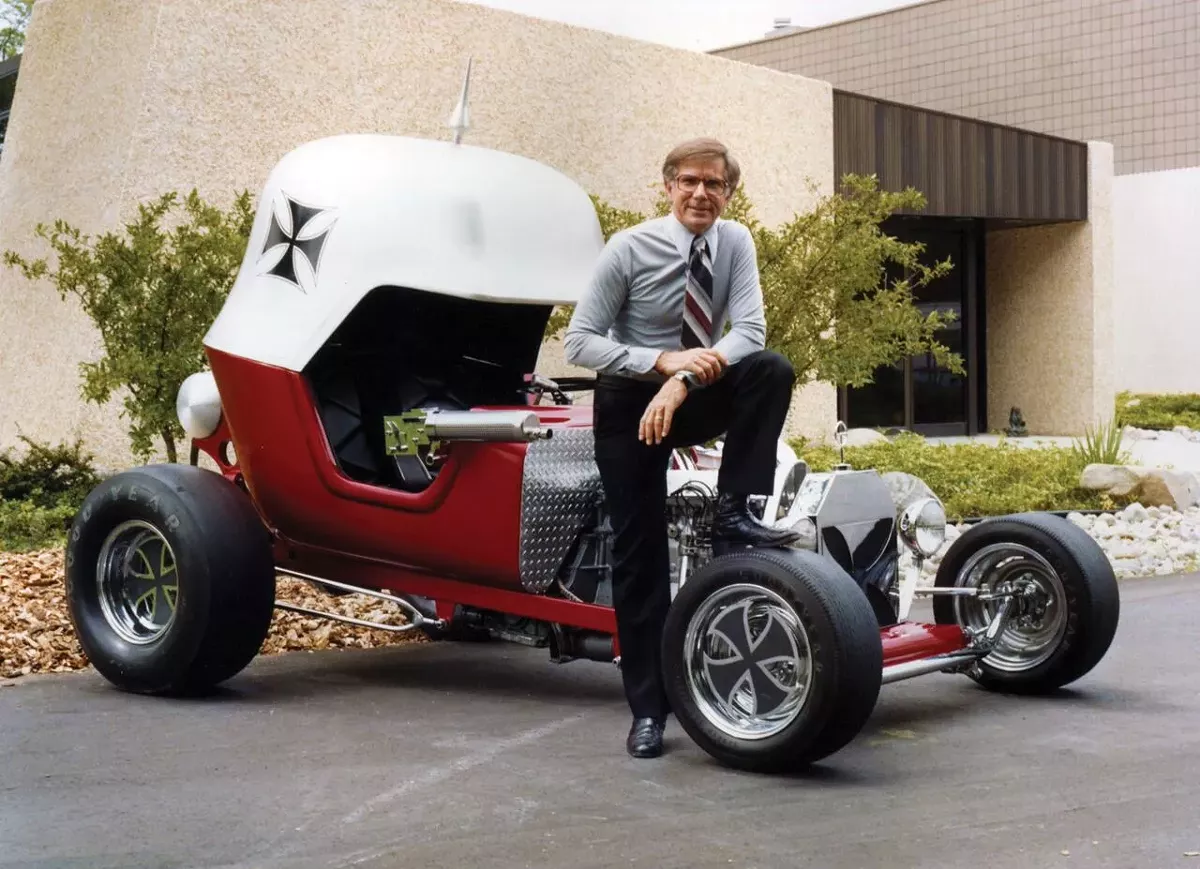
[951,543,1067,672]
[683,582,812,741]
[95,520,179,645]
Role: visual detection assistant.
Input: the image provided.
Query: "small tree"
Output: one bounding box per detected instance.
[0,0,33,60]
[4,190,255,463]
[549,173,962,389]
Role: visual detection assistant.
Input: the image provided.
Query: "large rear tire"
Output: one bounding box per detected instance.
[65,464,277,695]
[933,512,1119,694]
[662,548,883,773]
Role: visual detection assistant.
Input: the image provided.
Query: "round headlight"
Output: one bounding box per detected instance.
[899,497,947,557]
[176,370,222,439]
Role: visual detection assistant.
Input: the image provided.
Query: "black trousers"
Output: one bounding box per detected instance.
[592,349,796,720]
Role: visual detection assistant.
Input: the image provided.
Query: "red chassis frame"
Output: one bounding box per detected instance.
[194,347,969,667]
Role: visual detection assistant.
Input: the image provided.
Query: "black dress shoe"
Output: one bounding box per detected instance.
[626,717,665,758]
[712,492,802,554]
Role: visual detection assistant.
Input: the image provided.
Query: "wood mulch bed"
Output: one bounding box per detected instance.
[0,550,425,681]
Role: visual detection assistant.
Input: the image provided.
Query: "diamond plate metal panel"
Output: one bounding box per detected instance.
[520,428,604,593]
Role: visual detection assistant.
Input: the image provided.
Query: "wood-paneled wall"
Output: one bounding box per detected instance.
[833,90,1088,222]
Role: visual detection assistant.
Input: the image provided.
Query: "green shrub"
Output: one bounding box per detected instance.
[0,435,101,551]
[795,432,1130,521]
[3,189,256,463]
[0,435,101,507]
[1116,391,1200,431]
[0,499,77,552]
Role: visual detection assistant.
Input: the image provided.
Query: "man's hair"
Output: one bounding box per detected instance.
[662,137,741,193]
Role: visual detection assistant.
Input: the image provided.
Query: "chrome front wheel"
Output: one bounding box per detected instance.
[949,542,1068,673]
[684,583,813,741]
[663,548,883,774]
[933,513,1120,694]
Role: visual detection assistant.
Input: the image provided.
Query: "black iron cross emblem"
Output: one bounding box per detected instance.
[259,192,334,292]
[704,601,802,717]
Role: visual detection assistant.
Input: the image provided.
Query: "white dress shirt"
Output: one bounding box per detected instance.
[564,212,767,381]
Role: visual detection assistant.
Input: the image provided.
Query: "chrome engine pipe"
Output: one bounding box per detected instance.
[274,567,445,630]
[424,410,551,442]
[913,586,984,597]
[274,601,422,634]
[880,650,985,685]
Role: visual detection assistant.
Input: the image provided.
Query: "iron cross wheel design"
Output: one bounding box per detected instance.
[95,520,180,645]
[684,582,813,741]
[259,192,334,292]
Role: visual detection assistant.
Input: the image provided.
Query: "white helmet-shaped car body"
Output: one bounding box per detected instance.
[203,134,606,372]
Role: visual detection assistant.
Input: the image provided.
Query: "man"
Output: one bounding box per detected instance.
[564,137,801,760]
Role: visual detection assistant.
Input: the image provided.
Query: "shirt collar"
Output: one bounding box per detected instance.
[666,212,720,265]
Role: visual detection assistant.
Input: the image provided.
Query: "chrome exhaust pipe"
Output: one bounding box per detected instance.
[424,410,551,442]
[385,410,551,457]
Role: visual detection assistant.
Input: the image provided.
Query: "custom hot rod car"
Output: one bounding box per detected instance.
[62,130,1120,774]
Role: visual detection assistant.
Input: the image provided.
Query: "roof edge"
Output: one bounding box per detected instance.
[708,0,954,54]
[833,88,1090,148]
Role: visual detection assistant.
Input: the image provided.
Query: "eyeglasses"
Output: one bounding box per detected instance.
[673,174,729,195]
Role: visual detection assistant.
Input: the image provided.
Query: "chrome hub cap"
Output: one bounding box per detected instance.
[96,520,179,645]
[684,583,812,740]
[952,543,1067,672]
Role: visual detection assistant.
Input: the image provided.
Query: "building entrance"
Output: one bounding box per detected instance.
[839,218,986,436]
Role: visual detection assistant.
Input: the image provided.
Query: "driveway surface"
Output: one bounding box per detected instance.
[2,575,1198,869]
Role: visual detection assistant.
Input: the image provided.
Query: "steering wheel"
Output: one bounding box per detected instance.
[525,374,599,405]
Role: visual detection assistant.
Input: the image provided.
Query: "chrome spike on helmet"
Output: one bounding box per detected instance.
[447,57,473,145]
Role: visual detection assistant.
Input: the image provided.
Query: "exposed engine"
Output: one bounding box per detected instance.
[548,466,921,633]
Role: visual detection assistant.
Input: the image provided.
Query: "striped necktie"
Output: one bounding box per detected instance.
[681,235,714,349]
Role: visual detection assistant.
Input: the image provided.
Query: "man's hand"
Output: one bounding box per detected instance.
[639,378,688,445]
[653,348,728,385]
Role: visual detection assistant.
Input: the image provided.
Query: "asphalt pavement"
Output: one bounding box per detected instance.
[2,575,1199,869]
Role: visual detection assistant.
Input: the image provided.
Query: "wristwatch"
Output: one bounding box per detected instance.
[673,370,700,392]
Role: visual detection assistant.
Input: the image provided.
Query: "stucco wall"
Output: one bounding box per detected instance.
[1112,166,1200,395]
[0,0,835,469]
[985,141,1115,435]
[0,0,164,466]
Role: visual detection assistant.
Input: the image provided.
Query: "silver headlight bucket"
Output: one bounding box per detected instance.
[176,371,222,439]
[768,462,819,552]
[898,497,947,557]
[773,461,809,523]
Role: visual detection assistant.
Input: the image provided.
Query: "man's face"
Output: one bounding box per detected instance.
[665,156,730,235]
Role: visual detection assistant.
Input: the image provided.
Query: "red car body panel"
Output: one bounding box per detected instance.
[879,623,968,665]
[203,347,591,592]
[196,346,970,665]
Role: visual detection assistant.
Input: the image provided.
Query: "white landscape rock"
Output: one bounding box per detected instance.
[844,427,890,447]
[1079,464,1143,495]
[916,503,1200,584]
[1124,424,1200,444]
[1125,426,1159,441]
[1080,464,1200,511]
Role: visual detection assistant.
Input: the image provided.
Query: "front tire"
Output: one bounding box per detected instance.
[65,464,276,695]
[662,548,883,773]
[933,512,1119,694]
